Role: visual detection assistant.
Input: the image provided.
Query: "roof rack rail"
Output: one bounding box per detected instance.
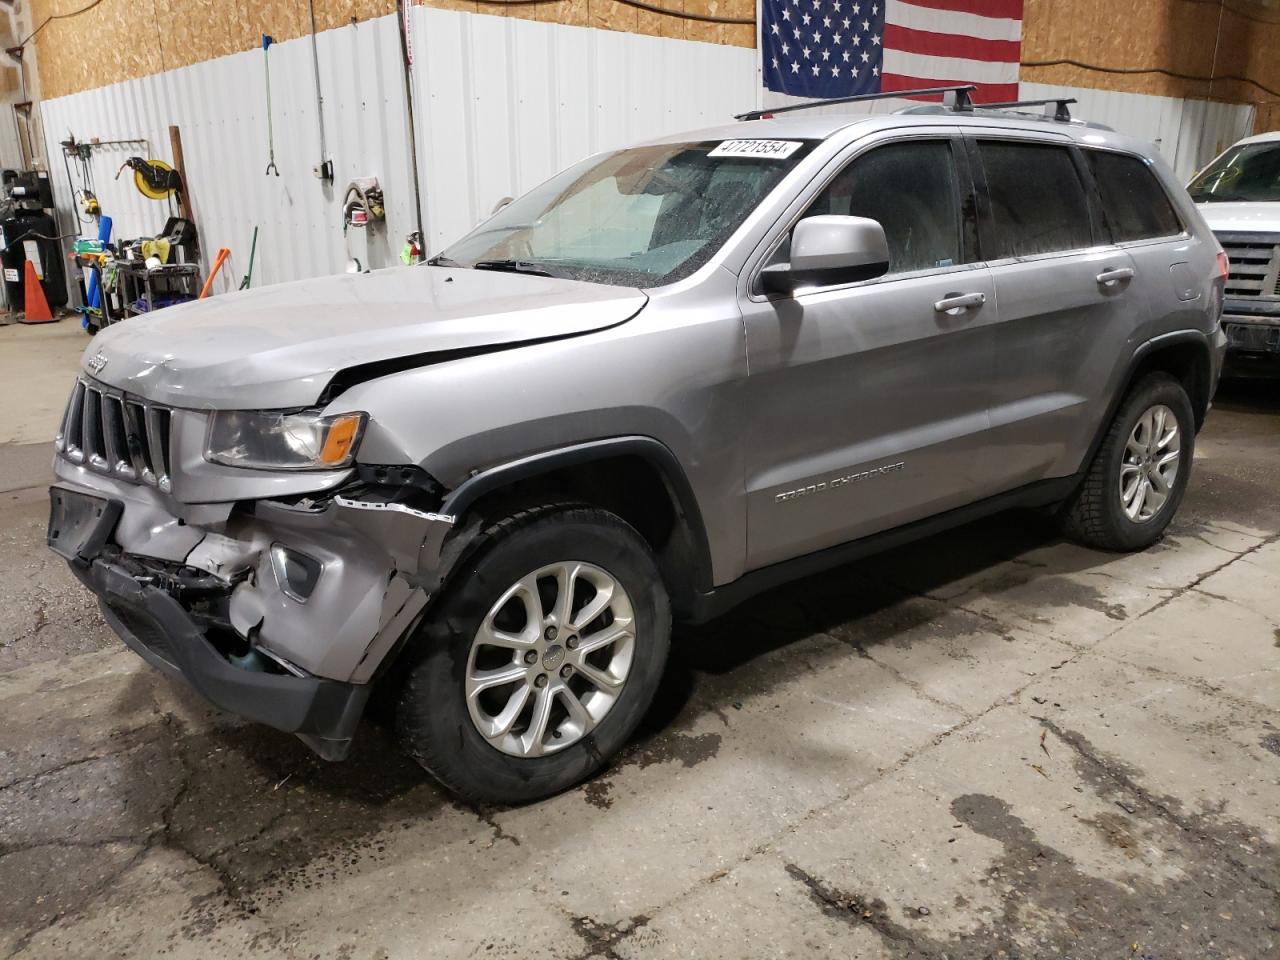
[977,97,1077,123]
[735,84,976,122]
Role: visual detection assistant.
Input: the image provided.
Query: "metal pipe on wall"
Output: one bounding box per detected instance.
[307,0,333,183]
[396,0,427,259]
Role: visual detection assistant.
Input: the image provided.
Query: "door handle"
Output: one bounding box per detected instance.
[933,291,986,315]
[1096,266,1134,286]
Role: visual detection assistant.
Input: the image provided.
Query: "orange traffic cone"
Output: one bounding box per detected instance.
[19,259,54,324]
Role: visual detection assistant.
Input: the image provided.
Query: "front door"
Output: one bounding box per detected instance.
[741,135,1000,571]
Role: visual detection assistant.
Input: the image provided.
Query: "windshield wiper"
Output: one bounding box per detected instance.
[426,254,465,267]
[472,258,555,277]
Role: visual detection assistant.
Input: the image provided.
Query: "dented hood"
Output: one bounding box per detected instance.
[84,265,647,409]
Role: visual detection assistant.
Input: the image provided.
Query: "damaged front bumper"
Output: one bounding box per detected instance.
[49,459,457,760]
[72,552,371,758]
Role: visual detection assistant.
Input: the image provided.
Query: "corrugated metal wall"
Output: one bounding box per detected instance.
[37,6,1255,303]
[39,8,755,301]
[41,14,416,296]
[415,12,754,248]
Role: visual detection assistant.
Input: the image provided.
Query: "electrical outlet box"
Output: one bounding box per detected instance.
[313,160,334,183]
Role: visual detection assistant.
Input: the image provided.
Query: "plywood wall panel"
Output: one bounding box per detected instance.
[1021,0,1280,105]
[150,0,256,72]
[683,0,725,45]
[590,0,640,34]
[535,0,592,29]
[424,0,481,15]
[637,0,686,41]
[32,0,160,102]
[1254,100,1280,133]
[1220,4,1280,102]
[722,0,756,47]
[0,7,19,99]
[485,0,540,23]
[32,0,400,99]
[26,0,1280,118]
[28,0,752,101]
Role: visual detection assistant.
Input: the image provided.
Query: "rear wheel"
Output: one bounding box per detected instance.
[1064,373,1194,551]
[395,505,670,805]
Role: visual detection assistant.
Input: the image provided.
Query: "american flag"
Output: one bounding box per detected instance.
[760,0,1022,103]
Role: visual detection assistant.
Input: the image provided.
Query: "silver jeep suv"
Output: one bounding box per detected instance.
[49,99,1227,804]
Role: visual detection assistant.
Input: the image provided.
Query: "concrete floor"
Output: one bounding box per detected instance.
[0,324,1276,959]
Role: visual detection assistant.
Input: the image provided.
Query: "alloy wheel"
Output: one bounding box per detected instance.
[1119,403,1181,523]
[464,561,636,757]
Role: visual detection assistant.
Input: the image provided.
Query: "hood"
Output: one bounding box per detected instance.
[85,266,647,409]
[1195,201,1280,235]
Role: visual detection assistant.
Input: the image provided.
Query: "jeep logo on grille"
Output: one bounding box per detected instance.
[87,353,108,374]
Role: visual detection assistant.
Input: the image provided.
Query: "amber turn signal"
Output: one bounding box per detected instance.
[318,414,364,466]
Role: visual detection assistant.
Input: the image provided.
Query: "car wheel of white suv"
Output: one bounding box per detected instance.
[395,504,671,805]
[1064,372,1195,551]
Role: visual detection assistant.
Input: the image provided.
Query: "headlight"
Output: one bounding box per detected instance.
[205,410,367,470]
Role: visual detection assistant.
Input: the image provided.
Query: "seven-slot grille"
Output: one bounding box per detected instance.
[1218,237,1280,298]
[55,378,173,490]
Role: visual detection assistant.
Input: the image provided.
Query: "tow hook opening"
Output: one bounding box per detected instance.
[270,542,323,602]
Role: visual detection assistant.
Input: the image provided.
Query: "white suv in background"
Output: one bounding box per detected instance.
[1190,131,1280,376]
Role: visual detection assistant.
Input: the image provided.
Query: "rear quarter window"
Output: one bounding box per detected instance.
[977,141,1094,259]
[1086,150,1184,242]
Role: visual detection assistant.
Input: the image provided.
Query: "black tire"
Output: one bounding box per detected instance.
[395,504,671,805]
[1064,372,1195,551]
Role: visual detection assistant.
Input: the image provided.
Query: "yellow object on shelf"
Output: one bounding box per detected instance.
[140,238,172,263]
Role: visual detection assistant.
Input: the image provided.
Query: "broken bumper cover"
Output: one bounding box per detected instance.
[69,555,371,758]
[47,465,456,760]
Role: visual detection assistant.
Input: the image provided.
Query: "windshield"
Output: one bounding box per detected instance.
[436,139,814,287]
[1189,142,1280,203]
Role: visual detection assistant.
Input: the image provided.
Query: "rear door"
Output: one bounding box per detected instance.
[967,133,1146,492]
[740,132,1001,571]
[1083,146,1202,332]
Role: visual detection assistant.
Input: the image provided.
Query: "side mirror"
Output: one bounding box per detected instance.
[760,215,890,295]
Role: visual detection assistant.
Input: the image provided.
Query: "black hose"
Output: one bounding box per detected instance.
[0,229,82,253]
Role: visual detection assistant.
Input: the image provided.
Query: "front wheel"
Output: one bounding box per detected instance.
[395,505,671,805]
[1063,372,1195,551]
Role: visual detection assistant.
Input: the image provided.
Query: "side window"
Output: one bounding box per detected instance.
[1087,150,1183,242]
[801,140,962,275]
[977,141,1093,259]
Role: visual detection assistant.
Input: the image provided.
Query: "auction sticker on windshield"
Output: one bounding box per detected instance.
[708,140,803,159]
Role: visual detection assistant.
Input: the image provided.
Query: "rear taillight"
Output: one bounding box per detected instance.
[1216,251,1230,281]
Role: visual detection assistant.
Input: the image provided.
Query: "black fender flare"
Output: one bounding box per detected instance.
[438,435,715,598]
[1082,328,1216,472]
